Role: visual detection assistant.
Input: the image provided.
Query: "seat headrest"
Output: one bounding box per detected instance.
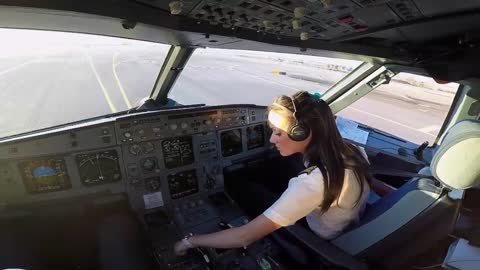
[431,120,480,190]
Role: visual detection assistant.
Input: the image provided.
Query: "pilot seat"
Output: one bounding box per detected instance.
[280,119,480,270]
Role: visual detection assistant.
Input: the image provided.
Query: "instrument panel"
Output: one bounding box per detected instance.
[75,150,122,186]
[220,129,243,157]
[247,124,265,150]
[18,156,71,194]
[161,137,194,169]
[0,105,269,210]
[167,169,199,199]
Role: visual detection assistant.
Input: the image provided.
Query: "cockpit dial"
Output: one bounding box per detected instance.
[129,144,142,156]
[75,150,122,186]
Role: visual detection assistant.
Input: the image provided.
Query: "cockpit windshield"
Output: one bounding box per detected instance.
[169,48,362,106]
[1,28,363,139]
[0,28,170,139]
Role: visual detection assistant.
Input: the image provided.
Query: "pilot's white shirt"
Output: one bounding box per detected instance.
[264,164,370,240]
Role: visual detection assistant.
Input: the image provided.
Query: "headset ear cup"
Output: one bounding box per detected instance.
[288,123,310,141]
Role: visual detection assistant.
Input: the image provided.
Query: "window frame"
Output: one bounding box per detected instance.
[328,64,461,146]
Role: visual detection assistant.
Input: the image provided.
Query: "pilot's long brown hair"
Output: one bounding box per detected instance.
[270,91,371,213]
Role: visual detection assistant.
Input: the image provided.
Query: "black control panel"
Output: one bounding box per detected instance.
[116,106,256,144]
[0,105,269,223]
[150,213,289,270]
[75,150,122,186]
[116,105,268,213]
[247,124,266,150]
[221,129,243,157]
[162,137,195,169]
[168,169,199,200]
[18,156,71,194]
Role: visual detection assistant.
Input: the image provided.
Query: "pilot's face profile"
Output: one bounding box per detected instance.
[269,127,292,156]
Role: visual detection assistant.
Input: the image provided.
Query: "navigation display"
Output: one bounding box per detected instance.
[221,129,243,157]
[167,169,198,199]
[161,137,194,169]
[18,157,71,194]
[75,150,122,186]
[247,125,265,150]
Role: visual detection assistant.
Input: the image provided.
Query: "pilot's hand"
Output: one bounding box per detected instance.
[174,240,190,256]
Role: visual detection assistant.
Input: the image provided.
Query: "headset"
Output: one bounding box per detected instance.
[272,95,311,142]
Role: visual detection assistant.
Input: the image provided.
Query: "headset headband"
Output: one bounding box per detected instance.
[272,95,298,118]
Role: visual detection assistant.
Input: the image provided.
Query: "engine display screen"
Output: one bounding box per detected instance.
[75,150,122,186]
[221,129,243,157]
[161,137,194,169]
[18,157,71,194]
[247,125,265,150]
[167,169,198,199]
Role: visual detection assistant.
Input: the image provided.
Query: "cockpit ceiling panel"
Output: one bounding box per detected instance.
[415,0,480,17]
[134,0,480,43]
[137,0,407,41]
[2,0,480,66]
[387,0,423,22]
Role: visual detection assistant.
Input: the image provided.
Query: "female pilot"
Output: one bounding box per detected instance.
[174,91,371,255]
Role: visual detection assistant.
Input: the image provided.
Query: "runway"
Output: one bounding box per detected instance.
[0,44,455,144]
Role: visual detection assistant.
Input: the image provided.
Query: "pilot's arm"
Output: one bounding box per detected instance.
[174,214,281,255]
[174,173,324,256]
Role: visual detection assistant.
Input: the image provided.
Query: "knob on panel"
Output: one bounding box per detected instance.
[129,144,142,155]
[145,176,161,192]
[141,157,157,172]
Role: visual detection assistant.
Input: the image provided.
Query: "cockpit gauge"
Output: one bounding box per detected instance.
[168,169,198,199]
[161,137,194,169]
[129,142,155,156]
[134,126,146,138]
[141,157,158,172]
[18,157,71,194]
[75,150,122,186]
[129,144,142,155]
[142,142,155,154]
[145,176,161,192]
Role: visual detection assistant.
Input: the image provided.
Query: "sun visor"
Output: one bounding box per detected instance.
[424,47,480,81]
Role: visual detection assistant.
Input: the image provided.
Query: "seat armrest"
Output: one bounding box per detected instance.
[285,224,369,270]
